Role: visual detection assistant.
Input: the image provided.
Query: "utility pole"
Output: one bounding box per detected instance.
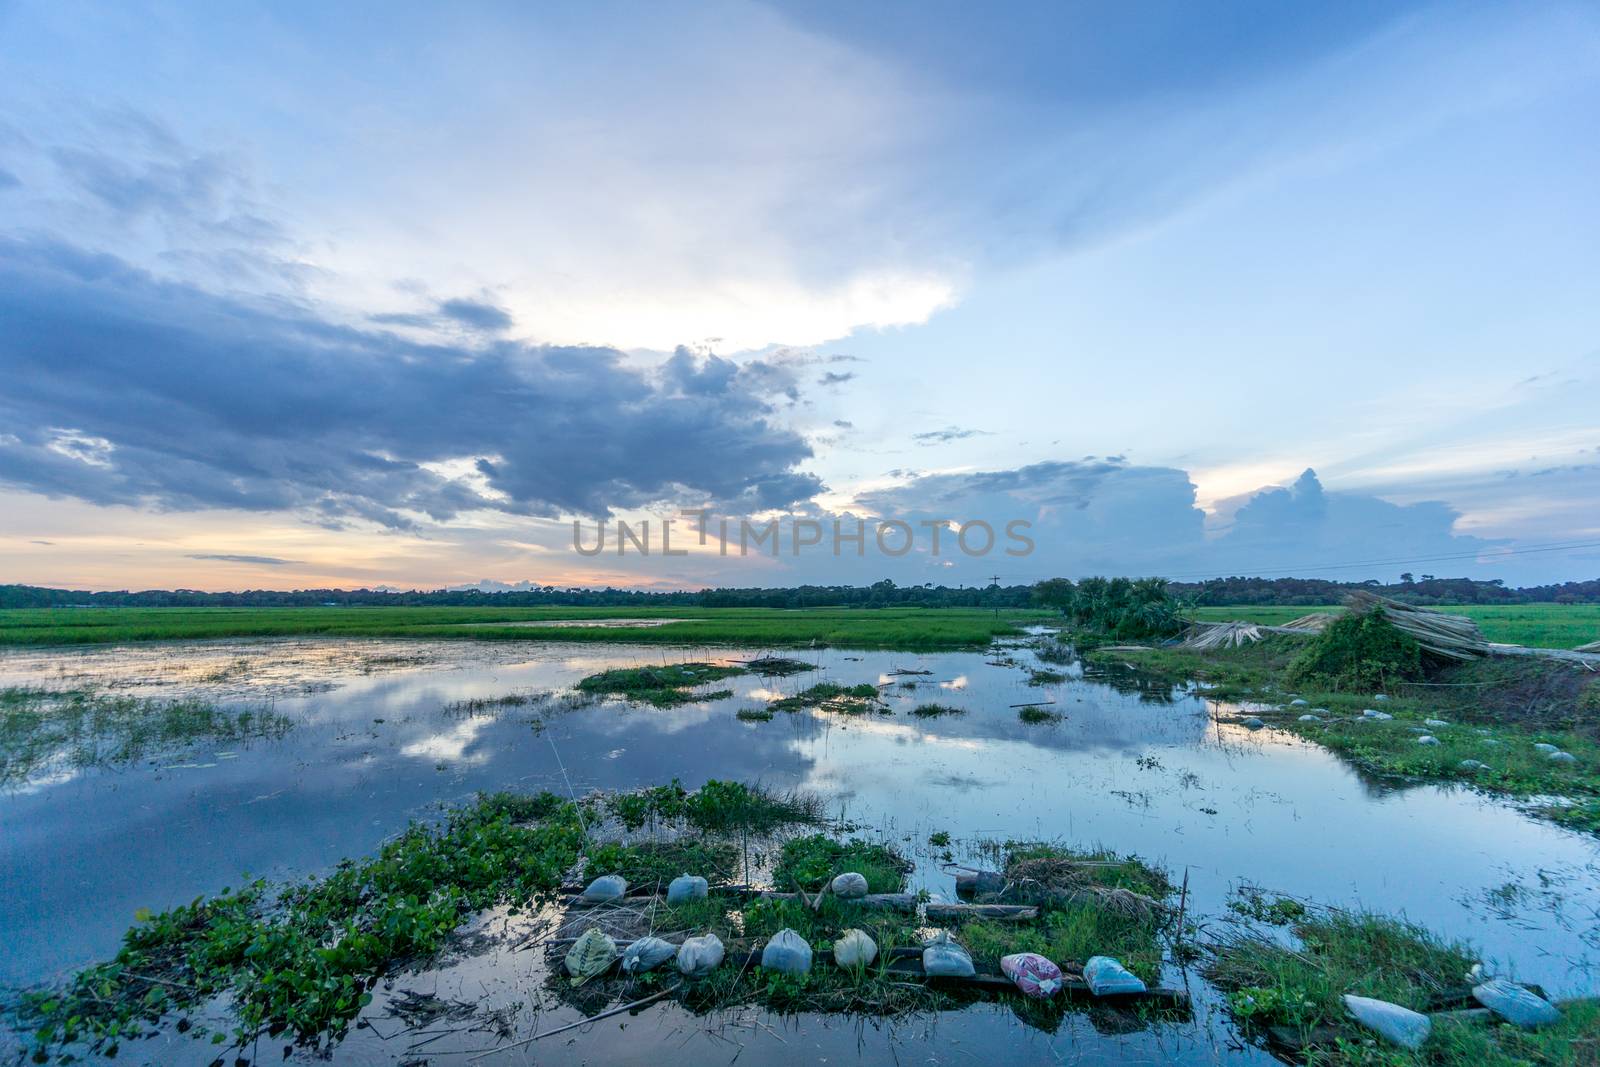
[989,574,1001,616]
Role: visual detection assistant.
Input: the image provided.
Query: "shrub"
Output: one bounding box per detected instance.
[1032,576,1186,640]
[1286,610,1424,691]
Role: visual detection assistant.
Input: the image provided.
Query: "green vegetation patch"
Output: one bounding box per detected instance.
[770,681,883,714]
[1018,706,1062,724]
[910,702,963,718]
[771,834,911,894]
[1207,898,1599,1065]
[584,839,740,888]
[16,791,587,1061]
[0,686,294,786]
[1286,610,1424,692]
[1033,576,1186,640]
[603,779,823,835]
[576,662,746,707]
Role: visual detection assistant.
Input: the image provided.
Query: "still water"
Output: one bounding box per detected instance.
[2,637,1595,1063]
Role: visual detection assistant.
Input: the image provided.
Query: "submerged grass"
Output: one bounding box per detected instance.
[0,686,294,786]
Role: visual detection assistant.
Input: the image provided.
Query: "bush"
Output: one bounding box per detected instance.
[1286,610,1424,691]
[1032,577,1185,640]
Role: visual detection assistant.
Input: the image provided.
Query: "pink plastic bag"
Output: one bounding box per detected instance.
[1000,952,1063,998]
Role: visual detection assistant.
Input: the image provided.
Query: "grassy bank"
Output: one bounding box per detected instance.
[1086,638,1600,830]
[1208,891,1598,1065]
[1190,604,1600,650]
[0,605,1044,649]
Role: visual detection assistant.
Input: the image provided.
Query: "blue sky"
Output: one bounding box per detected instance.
[0,0,1596,590]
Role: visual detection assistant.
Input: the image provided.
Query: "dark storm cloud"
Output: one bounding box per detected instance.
[187,553,299,565]
[437,298,513,332]
[0,238,823,525]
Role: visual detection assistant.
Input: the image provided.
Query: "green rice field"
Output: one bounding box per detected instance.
[1191,603,1600,649]
[0,605,1048,649]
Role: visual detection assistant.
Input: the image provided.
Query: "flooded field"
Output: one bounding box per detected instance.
[3,636,1597,1064]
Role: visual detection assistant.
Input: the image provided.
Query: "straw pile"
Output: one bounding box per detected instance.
[1280,612,1337,633]
[1180,621,1264,650]
[1343,591,1489,661]
[1576,639,1600,653]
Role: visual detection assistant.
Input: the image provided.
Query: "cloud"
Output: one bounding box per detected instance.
[187,553,299,566]
[0,168,20,190]
[817,371,855,387]
[912,426,989,444]
[0,237,823,526]
[437,298,512,332]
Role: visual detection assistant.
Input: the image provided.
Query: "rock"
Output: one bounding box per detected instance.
[1298,714,1323,722]
[1242,717,1265,730]
[1482,739,1503,746]
[831,872,869,899]
[1459,760,1488,771]
[1289,699,1309,707]
[1362,710,1393,721]
[1417,736,1440,746]
[1473,979,1561,1028]
[1342,994,1431,1050]
[1374,694,1389,702]
[1547,751,1578,764]
[1424,719,1450,728]
[1533,743,1559,754]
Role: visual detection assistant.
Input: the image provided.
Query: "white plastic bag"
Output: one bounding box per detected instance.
[1342,994,1431,1050]
[831,872,869,899]
[620,936,678,975]
[1083,955,1146,995]
[676,933,725,976]
[922,931,975,977]
[581,874,628,902]
[833,929,878,968]
[1473,980,1561,1028]
[667,873,709,904]
[761,928,813,975]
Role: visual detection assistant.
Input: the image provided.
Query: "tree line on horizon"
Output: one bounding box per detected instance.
[1,574,1597,610]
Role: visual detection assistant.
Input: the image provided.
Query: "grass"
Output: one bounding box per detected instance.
[576,662,745,707]
[1019,706,1062,724]
[1207,896,1600,1065]
[583,839,739,887]
[602,779,824,835]
[910,702,963,718]
[15,790,588,1060]
[0,686,294,786]
[770,834,911,894]
[769,681,883,714]
[0,605,1046,650]
[1190,604,1600,651]
[1088,639,1600,831]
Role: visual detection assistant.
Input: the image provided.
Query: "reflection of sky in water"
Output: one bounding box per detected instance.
[2,638,1598,1059]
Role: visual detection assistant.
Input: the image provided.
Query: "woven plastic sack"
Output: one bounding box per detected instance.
[564,928,617,984]
[1000,953,1063,998]
[761,928,813,975]
[581,874,628,903]
[676,933,725,976]
[922,931,975,977]
[1342,994,1431,1050]
[667,873,708,904]
[831,872,869,899]
[1473,980,1561,1028]
[620,936,678,975]
[833,929,878,968]
[1083,956,1146,995]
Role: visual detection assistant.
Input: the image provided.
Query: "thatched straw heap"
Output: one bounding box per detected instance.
[1180,621,1265,650]
[1343,591,1489,661]
[1576,638,1600,654]
[1280,612,1337,633]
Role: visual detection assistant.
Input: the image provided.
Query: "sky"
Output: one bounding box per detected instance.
[0,0,1597,592]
